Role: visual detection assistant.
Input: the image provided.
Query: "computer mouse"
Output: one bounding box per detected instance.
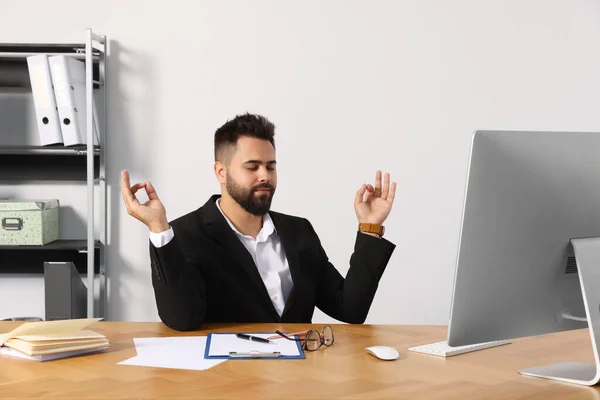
[365,345,400,361]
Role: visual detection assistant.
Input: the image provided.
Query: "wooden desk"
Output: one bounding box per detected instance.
[0,322,599,399]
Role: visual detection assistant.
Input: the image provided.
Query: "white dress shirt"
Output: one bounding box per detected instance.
[149,199,293,316]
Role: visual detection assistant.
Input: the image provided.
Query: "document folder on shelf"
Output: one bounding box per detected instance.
[204,333,305,360]
[26,55,63,146]
[44,262,87,321]
[48,55,99,147]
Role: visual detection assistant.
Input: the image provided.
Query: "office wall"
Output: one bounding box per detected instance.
[0,0,599,324]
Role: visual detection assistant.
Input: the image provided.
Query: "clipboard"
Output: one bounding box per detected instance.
[204,332,305,360]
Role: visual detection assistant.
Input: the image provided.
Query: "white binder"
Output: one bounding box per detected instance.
[26,55,63,146]
[48,55,98,147]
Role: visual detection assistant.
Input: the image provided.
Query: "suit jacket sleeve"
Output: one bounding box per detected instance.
[307,219,396,324]
[149,233,207,331]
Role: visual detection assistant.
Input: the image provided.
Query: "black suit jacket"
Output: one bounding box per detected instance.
[149,195,396,331]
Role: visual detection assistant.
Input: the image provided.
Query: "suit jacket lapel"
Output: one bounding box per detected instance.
[269,212,301,318]
[202,195,279,319]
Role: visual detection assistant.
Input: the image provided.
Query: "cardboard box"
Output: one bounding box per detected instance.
[0,199,59,245]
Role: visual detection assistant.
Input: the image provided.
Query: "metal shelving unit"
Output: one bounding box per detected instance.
[0,29,107,318]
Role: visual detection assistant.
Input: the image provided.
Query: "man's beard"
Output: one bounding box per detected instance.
[226,174,275,216]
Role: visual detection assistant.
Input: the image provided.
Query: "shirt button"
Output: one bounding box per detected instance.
[261,273,267,279]
[272,296,278,301]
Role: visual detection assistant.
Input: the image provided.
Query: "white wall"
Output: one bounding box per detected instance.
[1,0,599,324]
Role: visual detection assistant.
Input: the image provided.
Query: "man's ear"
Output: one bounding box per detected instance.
[214,161,227,184]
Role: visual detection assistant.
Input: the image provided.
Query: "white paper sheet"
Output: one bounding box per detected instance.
[207,333,301,357]
[118,337,225,371]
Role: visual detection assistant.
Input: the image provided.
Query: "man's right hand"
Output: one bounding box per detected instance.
[121,169,170,233]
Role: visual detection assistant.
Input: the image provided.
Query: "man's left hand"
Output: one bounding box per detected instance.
[354,170,397,225]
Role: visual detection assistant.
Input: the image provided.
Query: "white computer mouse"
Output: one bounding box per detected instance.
[365,345,400,361]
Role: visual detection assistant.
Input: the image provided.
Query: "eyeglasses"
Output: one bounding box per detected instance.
[274,326,335,351]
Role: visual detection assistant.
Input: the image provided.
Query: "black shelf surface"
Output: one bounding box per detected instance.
[0,145,100,181]
[0,239,100,274]
[0,43,88,53]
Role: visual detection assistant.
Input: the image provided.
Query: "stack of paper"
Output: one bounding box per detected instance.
[118,337,226,371]
[0,318,108,361]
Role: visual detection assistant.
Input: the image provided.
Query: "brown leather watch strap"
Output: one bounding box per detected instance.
[358,223,385,237]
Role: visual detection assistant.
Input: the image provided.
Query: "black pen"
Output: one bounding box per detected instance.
[236,333,273,344]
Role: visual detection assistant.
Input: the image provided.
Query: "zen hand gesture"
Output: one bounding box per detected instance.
[354,170,397,225]
[121,170,169,233]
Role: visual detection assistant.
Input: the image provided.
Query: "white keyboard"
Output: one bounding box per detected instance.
[408,339,511,357]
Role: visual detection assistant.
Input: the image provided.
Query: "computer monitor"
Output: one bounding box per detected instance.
[447,130,600,386]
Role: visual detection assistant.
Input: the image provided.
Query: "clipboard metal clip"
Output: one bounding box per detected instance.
[229,350,281,359]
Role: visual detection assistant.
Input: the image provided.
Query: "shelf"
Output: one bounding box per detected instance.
[0,43,100,59]
[0,145,100,155]
[0,44,100,88]
[0,239,100,274]
[0,145,100,181]
[0,43,88,51]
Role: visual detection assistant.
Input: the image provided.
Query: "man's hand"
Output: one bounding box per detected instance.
[354,170,397,225]
[121,170,169,233]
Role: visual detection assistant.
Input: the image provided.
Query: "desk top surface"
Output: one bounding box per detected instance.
[0,321,598,400]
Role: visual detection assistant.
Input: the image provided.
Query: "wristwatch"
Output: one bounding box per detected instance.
[358,223,385,237]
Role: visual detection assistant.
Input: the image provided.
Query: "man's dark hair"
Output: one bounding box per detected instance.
[214,113,276,163]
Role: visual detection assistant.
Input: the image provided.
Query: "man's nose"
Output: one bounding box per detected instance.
[257,166,269,182]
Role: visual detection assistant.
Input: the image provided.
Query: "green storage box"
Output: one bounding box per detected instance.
[0,199,59,245]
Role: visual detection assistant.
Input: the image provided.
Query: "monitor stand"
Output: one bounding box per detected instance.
[518,237,600,386]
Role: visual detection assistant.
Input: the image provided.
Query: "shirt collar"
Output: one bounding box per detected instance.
[215,198,276,241]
